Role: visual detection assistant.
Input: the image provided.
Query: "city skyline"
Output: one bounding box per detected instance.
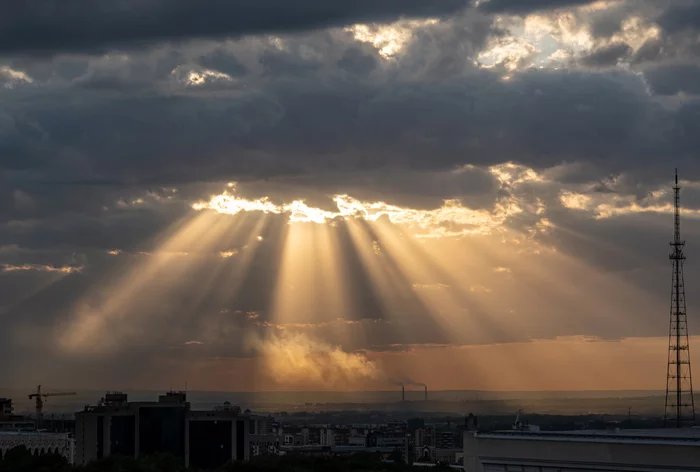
[2,1,700,393]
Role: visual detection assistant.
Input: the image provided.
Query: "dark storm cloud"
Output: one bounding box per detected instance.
[644,64,700,95]
[1,66,675,189]
[657,2,700,35]
[198,50,248,77]
[1,0,467,55]
[589,14,624,39]
[631,39,665,64]
[579,43,632,67]
[477,0,595,15]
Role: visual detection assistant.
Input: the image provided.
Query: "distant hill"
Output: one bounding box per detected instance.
[0,388,670,416]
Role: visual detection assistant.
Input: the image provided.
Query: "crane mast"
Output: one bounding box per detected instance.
[28,385,77,430]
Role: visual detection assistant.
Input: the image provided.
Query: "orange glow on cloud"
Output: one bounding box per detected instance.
[193,188,521,237]
[51,162,688,392]
[247,331,378,389]
[1,263,82,273]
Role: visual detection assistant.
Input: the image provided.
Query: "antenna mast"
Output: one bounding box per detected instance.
[664,169,696,427]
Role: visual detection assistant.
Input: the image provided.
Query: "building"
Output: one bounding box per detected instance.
[0,431,75,463]
[249,433,280,457]
[464,429,700,471]
[75,391,263,468]
[0,398,34,432]
[348,435,367,447]
[320,428,335,447]
[375,435,410,463]
[188,402,257,468]
[0,399,12,417]
[436,430,462,449]
[434,448,462,465]
[407,418,426,430]
[0,418,35,432]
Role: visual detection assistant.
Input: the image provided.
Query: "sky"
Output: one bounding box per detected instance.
[2,0,700,393]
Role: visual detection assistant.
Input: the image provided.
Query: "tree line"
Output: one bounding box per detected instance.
[0,447,453,472]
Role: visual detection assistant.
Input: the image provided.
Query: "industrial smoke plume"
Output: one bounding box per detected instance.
[388,377,427,401]
[389,377,426,388]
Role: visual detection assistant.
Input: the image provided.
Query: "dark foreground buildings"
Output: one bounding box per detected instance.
[75,391,269,468]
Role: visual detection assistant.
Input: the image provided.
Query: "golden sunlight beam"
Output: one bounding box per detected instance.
[60,212,245,353]
[369,218,514,345]
[270,222,351,325]
[341,217,446,349]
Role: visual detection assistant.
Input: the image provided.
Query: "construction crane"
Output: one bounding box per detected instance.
[28,385,76,429]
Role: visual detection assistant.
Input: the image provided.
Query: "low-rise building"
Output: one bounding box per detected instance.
[348,435,367,447]
[320,428,335,447]
[0,399,34,432]
[0,399,12,417]
[464,428,700,471]
[249,433,281,457]
[0,431,74,464]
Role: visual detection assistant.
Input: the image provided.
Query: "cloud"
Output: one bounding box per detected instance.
[2,0,700,391]
[1,18,690,193]
[248,332,379,388]
[478,0,598,15]
[579,42,632,67]
[644,64,700,96]
[1,0,467,55]
[657,3,700,35]
[0,263,82,274]
[193,185,521,237]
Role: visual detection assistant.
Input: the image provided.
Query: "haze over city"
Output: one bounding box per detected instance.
[2,0,700,397]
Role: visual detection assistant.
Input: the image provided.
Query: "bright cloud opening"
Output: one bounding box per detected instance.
[346,19,438,59]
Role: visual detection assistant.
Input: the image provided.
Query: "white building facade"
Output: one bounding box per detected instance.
[464,429,700,472]
[0,432,75,464]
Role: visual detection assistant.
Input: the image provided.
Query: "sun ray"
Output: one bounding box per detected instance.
[342,218,445,349]
[370,219,518,346]
[270,221,353,325]
[167,213,260,319]
[60,211,247,353]
[214,214,270,303]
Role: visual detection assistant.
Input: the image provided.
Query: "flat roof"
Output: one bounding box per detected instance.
[472,428,700,446]
[0,431,71,437]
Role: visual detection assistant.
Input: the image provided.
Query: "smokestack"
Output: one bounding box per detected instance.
[424,385,428,401]
[401,384,405,402]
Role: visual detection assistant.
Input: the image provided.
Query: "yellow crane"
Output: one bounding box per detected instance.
[28,385,76,429]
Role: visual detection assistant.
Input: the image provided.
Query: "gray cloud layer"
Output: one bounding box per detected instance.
[1,0,699,388]
[478,0,596,14]
[2,0,467,54]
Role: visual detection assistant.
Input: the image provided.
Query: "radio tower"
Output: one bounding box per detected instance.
[664,169,696,427]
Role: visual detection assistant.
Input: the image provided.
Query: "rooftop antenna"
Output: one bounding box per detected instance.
[664,168,696,427]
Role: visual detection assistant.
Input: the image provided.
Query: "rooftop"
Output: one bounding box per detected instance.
[473,428,700,446]
[0,431,71,438]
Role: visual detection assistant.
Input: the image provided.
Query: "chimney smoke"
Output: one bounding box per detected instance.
[401,383,405,402]
[424,385,428,401]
